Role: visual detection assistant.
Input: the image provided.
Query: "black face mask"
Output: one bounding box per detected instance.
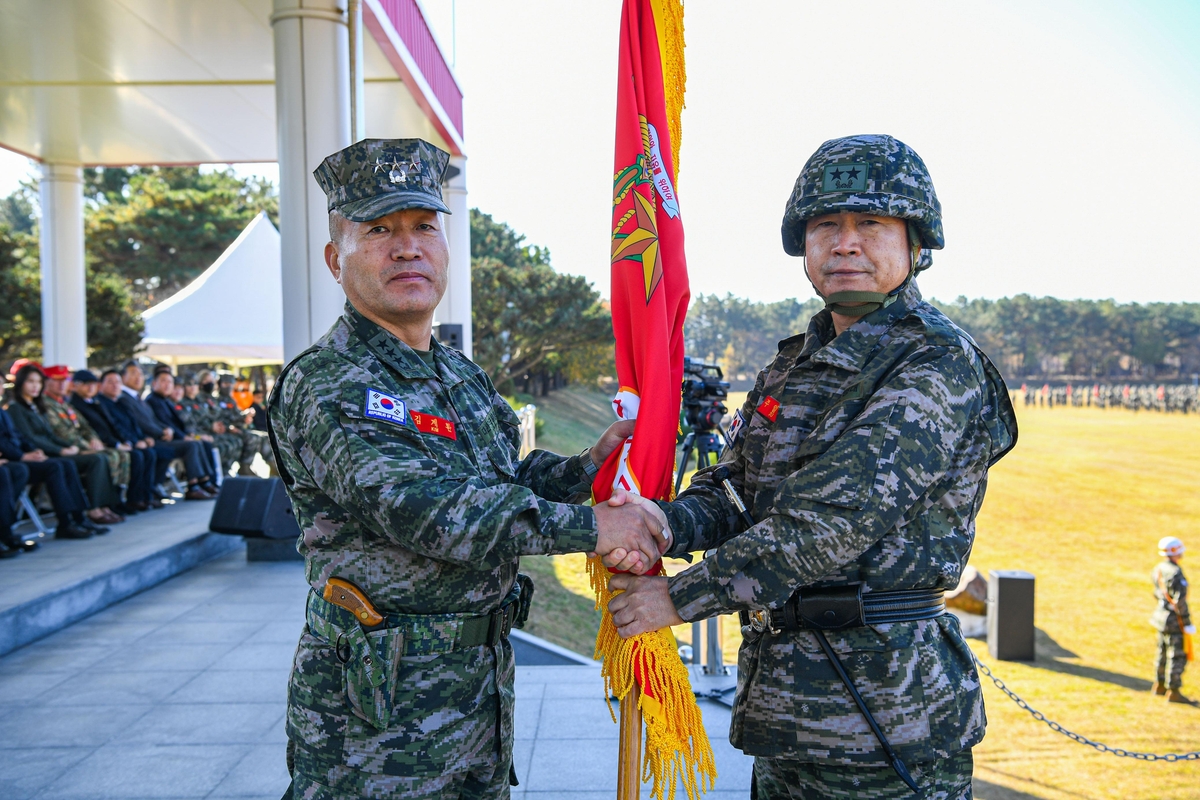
[200,382,215,394]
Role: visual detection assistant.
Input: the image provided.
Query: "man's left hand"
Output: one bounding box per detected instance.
[590,419,637,469]
[607,574,683,638]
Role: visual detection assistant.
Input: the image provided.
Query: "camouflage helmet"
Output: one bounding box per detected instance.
[781,134,943,262]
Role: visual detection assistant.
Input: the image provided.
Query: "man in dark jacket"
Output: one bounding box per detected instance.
[100,369,216,501]
[71,370,160,511]
[0,407,99,539]
[0,460,28,557]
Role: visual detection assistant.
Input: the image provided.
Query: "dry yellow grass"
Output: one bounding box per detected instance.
[966,403,1200,799]
[530,391,1200,798]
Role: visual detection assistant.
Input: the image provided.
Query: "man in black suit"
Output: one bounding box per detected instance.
[70,370,160,511]
[101,368,216,501]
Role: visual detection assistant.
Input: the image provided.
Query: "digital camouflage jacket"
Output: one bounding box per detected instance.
[659,281,1017,766]
[268,302,599,615]
[1151,561,1190,633]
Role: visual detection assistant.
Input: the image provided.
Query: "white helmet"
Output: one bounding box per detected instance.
[1159,536,1185,558]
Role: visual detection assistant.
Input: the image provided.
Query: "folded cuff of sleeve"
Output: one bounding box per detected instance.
[547,502,598,555]
[667,559,728,622]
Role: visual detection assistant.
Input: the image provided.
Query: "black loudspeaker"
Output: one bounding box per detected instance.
[987,570,1036,661]
[435,323,463,351]
[209,477,300,540]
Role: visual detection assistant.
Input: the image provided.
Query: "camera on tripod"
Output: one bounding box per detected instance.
[681,357,730,433]
[676,357,732,494]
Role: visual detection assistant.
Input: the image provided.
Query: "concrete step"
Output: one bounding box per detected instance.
[0,500,240,657]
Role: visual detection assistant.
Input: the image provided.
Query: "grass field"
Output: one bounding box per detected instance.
[519,387,1200,799]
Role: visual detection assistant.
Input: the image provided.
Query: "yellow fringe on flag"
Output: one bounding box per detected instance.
[589,555,717,800]
[649,0,686,176]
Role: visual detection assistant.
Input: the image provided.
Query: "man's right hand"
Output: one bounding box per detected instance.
[212,421,227,435]
[593,489,672,575]
[21,451,47,463]
[162,428,174,441]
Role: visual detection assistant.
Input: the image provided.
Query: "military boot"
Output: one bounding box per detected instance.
[1166,689,1194,704]
[1152,682,1167,696]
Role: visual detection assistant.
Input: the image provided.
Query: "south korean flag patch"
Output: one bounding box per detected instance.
[364,388,408,426]
[727,409,748,447]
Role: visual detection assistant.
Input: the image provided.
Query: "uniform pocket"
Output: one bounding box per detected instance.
[788,401,906,511]
[343,627,403,731]
[287,630,348,778]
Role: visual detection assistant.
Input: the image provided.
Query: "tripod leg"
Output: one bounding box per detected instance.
[675,445,692,495]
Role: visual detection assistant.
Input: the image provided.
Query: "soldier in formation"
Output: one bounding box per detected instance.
[607,135,1018,798]
[268,137,670,798]
[1151,536,1193,703]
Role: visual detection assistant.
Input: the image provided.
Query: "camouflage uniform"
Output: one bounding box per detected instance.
[216,391,275,473]
[657,135,1019,798]
[269,135,601,800]
[1151,560,1191,690]
[43,394,130,487]
[188,395,242,474]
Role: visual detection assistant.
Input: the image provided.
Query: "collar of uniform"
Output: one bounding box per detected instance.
[805,280,924,373]
[344,302,461,386]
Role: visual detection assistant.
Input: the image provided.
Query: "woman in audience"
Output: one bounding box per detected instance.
[7,365,125,524]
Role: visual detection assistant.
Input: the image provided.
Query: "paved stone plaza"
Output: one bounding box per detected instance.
[0,545,752,799]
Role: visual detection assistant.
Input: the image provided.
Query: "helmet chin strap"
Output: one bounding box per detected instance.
[807,224,922,318]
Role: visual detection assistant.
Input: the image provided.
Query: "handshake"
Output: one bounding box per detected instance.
[591,488,673,574]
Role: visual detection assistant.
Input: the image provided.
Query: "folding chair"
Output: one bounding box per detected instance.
[14,485,51,542]
[210,446,224,488]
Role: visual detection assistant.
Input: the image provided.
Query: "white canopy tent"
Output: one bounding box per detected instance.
[140,212,284,368]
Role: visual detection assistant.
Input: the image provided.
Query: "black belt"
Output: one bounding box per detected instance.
[740,586,944,635]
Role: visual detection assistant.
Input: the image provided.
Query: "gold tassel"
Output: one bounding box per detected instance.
[649,0,686,175]
[590,555,717,800]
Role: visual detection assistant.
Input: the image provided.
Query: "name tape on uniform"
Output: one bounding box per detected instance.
[756,395,781,423]
[365,388,408,426]
[409,411,457,440]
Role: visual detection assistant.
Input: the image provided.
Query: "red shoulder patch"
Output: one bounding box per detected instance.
[756,396,781,423]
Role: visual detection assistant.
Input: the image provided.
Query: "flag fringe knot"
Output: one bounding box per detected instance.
[589,554,717,800]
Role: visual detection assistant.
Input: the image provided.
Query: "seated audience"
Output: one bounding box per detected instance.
[8,365,124,524]
[0,404,106,539]
[70,370,162,511]
[42,365,136,515]
[106,367,218,500]
[249,389,269,432]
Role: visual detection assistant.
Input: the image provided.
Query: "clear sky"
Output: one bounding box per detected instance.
[3,0,1198,305]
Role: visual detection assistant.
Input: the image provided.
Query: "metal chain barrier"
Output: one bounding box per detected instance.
[973,657,1200,761]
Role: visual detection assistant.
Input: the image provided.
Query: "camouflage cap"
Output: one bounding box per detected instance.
[781,134,943,259]
[314,138,451,222]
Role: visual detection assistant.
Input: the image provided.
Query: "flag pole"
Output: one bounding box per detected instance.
[618,685,643,799]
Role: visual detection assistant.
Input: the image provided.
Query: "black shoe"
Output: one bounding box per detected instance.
[201,481,221,495]
[80,519,110,535]
[115,504,140,516]
[0,540,20,559]
[55,523,93,540]
[19,538,39,552]
[152,486,170,500]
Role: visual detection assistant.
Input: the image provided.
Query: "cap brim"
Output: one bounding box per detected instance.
[337,191,451,222]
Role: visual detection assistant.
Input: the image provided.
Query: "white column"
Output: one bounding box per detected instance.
[39,163,87,369]
[271,0,352,362]
[437,155,473,358]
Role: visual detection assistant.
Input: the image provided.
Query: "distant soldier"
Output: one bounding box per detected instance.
[1152,537,1193,703]
[183,374,241,476]
[216,372,275,476]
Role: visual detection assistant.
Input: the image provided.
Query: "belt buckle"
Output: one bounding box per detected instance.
[748,610,781,636]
